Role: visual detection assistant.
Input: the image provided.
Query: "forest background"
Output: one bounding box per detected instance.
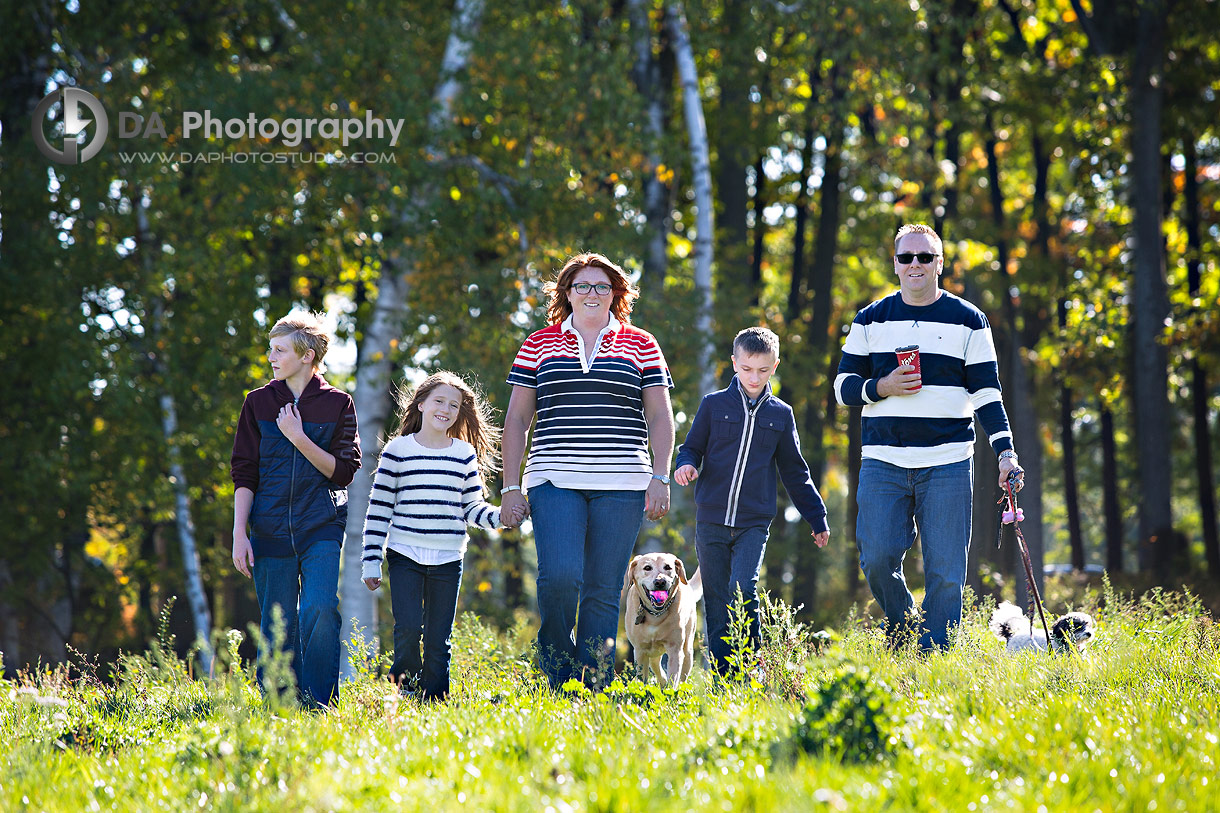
[3,0,1218,674]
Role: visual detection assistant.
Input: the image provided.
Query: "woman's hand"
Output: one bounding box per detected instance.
[645,478,670,521]
[501,490,530,527]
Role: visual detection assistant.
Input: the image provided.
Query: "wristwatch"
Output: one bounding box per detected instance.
[651,474,671,485]
[998,450,1019,463]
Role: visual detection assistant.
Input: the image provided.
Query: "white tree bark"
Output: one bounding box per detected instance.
[666,2,715,395]
[339,0,485,678]
[138,196,215,675]
[630,0,670,297]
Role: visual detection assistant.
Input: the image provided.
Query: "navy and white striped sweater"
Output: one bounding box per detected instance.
[361,434,501,578]
[834,290,1014,468]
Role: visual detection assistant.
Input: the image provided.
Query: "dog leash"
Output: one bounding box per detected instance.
[996,470,1053,646]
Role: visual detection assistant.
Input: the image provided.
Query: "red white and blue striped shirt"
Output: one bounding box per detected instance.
[507,315,673,490]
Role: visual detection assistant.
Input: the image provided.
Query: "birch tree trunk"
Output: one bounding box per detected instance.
[138,197,215,675]
[629,0,671,304]
[339,0,485,678]
[666,2,715,396]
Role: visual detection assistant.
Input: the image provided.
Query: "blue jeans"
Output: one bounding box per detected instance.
[856,458,973,651]
[252,538,341,708]
[529,481,646,688]
[386,550,463,701]
[695,522,768,675]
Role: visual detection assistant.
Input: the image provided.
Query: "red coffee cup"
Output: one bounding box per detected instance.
[895,345,921,390]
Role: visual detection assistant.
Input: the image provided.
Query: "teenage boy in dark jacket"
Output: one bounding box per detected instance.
[231,312,361,708]
[674,326,830,674]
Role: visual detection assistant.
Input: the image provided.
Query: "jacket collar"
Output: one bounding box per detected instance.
[732,375,772,410]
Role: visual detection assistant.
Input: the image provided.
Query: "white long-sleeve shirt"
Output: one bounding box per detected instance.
[361,434,501,578]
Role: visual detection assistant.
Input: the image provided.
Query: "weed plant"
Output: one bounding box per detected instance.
[2,578,1218,811]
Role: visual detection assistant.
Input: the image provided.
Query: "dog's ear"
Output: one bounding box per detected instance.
[623,555,641,593]
[674,556,688,584]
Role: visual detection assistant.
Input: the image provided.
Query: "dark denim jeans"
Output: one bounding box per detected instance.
[252,538,341,709]
[386,549,463,701]
[856,457,973,651]
[695,522,769,674]
[528,481,646,689]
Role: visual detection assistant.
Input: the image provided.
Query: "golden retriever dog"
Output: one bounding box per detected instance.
[620,553,703,685]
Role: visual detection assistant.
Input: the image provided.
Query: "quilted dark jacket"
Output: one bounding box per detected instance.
[231,374,361,557]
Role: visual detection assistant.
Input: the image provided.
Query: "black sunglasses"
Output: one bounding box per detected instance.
[895,252,940,264]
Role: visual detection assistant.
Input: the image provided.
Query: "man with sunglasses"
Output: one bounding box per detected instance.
[835,223,1024,652]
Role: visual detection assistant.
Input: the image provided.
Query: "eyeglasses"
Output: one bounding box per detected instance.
[569,282,614,295]
[895,252,940,264]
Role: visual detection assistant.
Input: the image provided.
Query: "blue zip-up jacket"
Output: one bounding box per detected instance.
[231,374,361,558]
[675,377,828,533]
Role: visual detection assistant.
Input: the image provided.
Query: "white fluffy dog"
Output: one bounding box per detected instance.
[989,601,1096,654]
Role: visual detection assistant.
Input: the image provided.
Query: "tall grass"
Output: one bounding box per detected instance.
[2,580,1218,811]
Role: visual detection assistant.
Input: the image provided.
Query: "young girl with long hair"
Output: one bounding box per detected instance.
[361,371,522,700]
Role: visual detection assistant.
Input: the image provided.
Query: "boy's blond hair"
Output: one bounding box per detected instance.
[270,312,329,368]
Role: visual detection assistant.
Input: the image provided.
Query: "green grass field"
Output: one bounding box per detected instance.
[3,582,1218,812]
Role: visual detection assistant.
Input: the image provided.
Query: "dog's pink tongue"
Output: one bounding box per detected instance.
[650,590,669,603]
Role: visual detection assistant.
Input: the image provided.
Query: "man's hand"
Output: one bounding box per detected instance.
[644,478,670,521]
[364,577,381,591]
[812,529,830,548]
[232,533,254,578]
[999,457,1024,491]
[674,464,699,486]
[876,363,921,397]
[276,403,306,443]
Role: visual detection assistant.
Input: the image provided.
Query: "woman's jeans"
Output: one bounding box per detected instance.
[528,481,646,688]
[386,549,463,701]
[694,522,769,674]
[856,457,973,651]
[252,538,342,709]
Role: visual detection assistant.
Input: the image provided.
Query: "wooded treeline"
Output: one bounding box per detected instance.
[2,0,1218,672]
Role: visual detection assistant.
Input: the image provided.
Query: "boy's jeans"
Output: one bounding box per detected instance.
[695,522,768,675]
[252,538,342,708]
[856,457,973,651]
[386,550,463,701]
[528,481,646,689]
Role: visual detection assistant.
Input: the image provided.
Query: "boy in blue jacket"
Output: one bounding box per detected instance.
[674,326,830,674]
[231,312,361,708]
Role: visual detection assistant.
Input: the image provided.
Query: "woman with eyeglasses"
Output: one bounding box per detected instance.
[501,253,675,690]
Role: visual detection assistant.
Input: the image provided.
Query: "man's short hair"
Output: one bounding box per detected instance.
[733,326,780,358]
[895,223,943,255]
[270,311,329,368]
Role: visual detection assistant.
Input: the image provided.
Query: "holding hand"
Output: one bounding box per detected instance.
[276,403,305,442]
[999,457,1024,492]
[674,464,699,487]
[364,577,381,591]
[501,490,529,528]
[876,363,921,397]
[812,529,830,549]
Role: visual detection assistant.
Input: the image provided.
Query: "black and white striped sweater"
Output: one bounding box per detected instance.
[361,434,501,578]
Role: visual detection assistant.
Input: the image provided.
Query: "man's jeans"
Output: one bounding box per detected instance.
[252,538,342,708]
[529,481,646,689]
[695,522,768,675]
[856,457,973,651]
[386,550,463,701]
